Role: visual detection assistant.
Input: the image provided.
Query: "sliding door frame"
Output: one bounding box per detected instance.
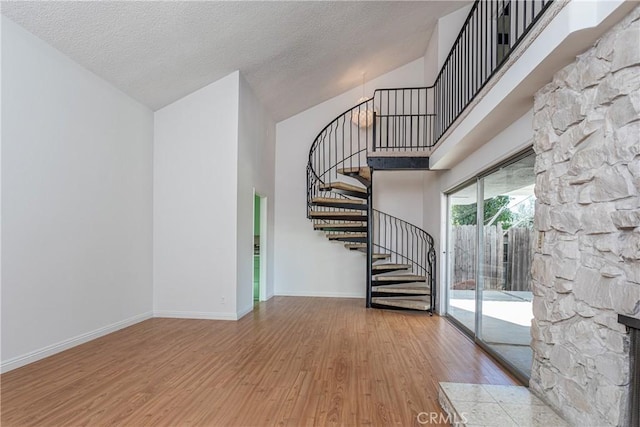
[444,147,535,385]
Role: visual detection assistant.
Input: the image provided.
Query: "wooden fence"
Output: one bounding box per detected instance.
[451,225,533,292]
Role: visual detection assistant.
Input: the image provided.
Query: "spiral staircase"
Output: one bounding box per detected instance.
[307,89,437,313]
[304,0,555,312]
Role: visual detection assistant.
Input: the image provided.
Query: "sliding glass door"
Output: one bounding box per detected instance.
[446,151,536,379]
[447,183,478,334]
[478,153,535,377]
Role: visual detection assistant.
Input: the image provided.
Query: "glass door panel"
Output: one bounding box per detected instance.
[478,153,536,377]
[447,182,478,333]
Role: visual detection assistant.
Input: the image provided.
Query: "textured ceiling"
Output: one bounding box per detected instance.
[1,1,468,121]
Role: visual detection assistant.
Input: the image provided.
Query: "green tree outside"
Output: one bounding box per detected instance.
[451,195,514,229]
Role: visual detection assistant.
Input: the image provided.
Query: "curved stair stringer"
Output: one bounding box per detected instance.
[307,94,436,313]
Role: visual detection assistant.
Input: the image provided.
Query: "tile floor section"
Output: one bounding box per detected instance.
[438,382,568,426]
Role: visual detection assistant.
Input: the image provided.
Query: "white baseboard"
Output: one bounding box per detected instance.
[153,310,238,320]
[0,311,153,373]
[275,290,365,298]
[1,294,364,373]
[236,305,254,320]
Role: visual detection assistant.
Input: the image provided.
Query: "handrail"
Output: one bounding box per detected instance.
[307,97,371,166]
[307,97,374,217]
[372,209,435,270]
[367,0,554,151]
[372,209,437,310]
[433,0,554,142]
[371,87,436,151]
[308,0,555,177]
[306,0,554,311]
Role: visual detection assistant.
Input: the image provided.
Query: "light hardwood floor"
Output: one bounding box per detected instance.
[1,297,518,426]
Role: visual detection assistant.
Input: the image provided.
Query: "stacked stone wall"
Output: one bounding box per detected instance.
[530,7,640,426]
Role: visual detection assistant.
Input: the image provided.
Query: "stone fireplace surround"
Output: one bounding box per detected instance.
[529,6,640,426]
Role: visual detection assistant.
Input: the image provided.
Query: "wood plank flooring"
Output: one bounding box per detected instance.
[1,297,518,426]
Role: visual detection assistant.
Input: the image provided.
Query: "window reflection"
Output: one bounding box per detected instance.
[447,152,535,379]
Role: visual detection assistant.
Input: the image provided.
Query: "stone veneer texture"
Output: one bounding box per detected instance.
[530,6,640,427]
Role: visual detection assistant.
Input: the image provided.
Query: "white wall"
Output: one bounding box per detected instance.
[154,71,275,320]
[0,14,4,369]
[374,171,426,229]
[421,169,445,307]
[237,73,276,315]
[437,4,473,71]
[424,108,534,312]
[1,17,154,371]
[274,59,425,298]
[153,71,240,319]
[424,26,439,87]
[438,109,534,192]
[423,4,473,86]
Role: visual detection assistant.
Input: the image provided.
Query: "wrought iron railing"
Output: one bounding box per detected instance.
[433,0,553,142]
[306,87,436,185]
[306,0,553,310]
[307,98,374,218]
[371,209,436,309]
[309,0,554,194]
[366,0,554,152]
[371,87,435,152]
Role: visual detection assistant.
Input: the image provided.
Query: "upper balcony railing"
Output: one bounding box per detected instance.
[369,0,554,153]
[432,0,553,144]
[307,0,554,200]
[371,87,436,152]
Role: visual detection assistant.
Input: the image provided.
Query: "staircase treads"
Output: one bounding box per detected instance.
[345,243,366,250]
[344,166,371,181]
[309,211,368,221]
[373,284,430,295]
[337,167,371,185]
[371,296,431,311]
[327,232,367,242]
[371,263,411,274]
[319,182,368,199]
[311,197,367,211]
[314,222,367,232]
[372,275,426,285]
[341,247,393,259]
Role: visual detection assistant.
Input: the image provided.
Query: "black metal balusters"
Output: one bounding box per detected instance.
[371,210,436,313]
[307,0,553,310]
[372,87,435,152]
[307,97,373,218]
[432,0,552,143]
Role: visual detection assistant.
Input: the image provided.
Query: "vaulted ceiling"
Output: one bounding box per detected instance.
[1,1,468,121]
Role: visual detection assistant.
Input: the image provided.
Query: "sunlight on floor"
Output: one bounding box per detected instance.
[450,299,533,327]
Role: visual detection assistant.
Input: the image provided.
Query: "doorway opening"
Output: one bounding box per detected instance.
[253,192,267,304]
